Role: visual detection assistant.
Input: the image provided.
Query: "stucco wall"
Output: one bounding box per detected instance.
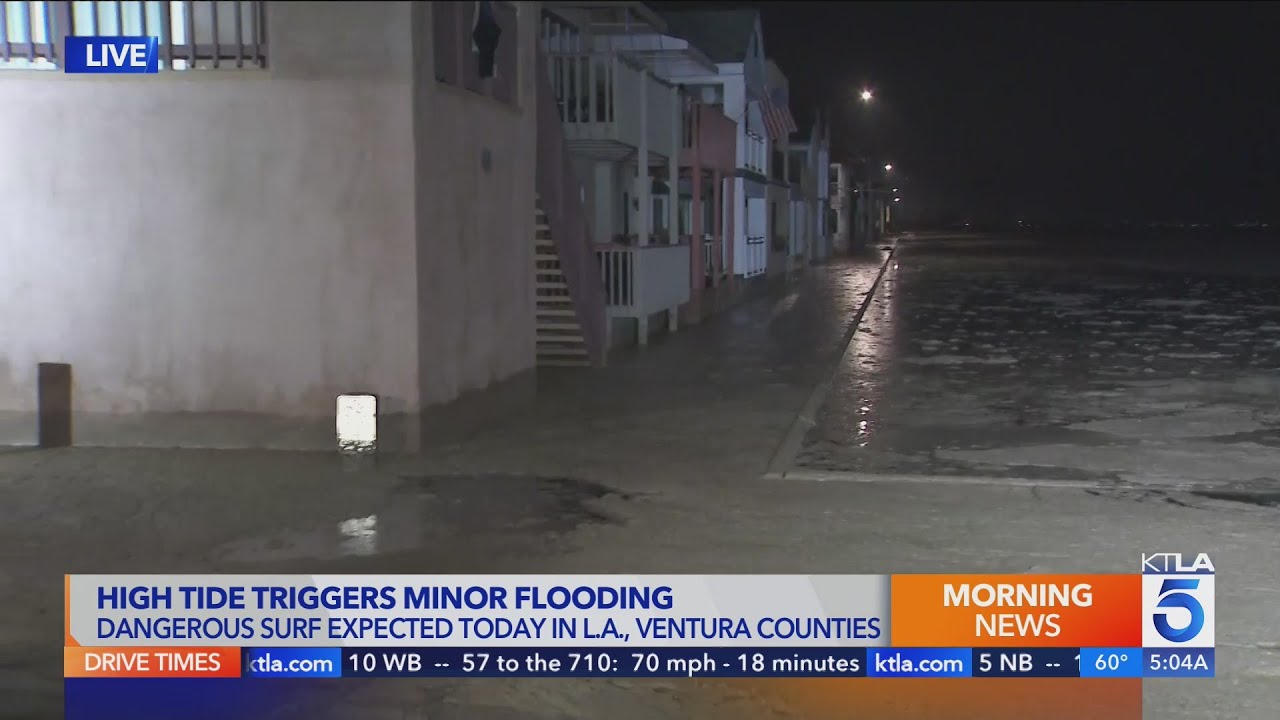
[410,1,538,410]
[0,1,540,448]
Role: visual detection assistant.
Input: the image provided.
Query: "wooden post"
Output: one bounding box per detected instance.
[37,362,72,448]
[710,169,721,287]
[691,109,704,292]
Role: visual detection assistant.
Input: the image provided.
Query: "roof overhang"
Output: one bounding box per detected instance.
[592,33,718,75]
[544,2,668,35]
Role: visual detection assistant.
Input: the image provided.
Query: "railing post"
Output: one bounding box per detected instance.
[636,63,650,250]
[609,53,618,125]
[711,169,721,285]
[52,0,73,66]
[586,54,596,124]
[667,84,679,249]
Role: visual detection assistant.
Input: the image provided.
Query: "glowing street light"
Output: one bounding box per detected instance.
[894,197,901,203]
[892,188,899,192]
[860,89,874,102]
[884,164,893,172]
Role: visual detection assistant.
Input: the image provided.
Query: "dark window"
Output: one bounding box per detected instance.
[461,2,484,92]
[771,201,786,252]
[434,1,519,107]
[491,2,519,104]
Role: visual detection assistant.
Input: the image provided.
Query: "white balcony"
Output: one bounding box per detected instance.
[546,51,678,163]
[743,235,767,278]
[597,243,691,318]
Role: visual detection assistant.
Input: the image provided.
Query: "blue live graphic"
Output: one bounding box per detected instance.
[64,36,159,74]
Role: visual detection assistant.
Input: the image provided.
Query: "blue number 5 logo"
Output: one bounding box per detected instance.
[1153,579,1204,643]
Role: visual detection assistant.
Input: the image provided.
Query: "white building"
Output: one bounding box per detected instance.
[785,111,831,264]
[829,162,856,253]
[656,9,795,282]
[0,1,548,450]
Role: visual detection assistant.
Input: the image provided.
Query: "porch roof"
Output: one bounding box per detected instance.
[657,9,759,63]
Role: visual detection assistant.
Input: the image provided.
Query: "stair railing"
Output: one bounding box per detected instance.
[535,48,607,365]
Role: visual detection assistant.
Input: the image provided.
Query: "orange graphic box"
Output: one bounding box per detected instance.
[891,574,1142,647]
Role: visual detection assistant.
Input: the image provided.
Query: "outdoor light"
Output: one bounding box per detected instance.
[894,197,901,203]
[893,188,899,192]
[336,393,377,454]
[860,89,873,102]
[884,164,893,172]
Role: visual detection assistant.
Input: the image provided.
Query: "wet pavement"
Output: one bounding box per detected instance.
[2,238,1278,719]
[800,234,1280,493]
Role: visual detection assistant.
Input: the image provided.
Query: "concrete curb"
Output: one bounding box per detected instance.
[763,246,897,480]
[777,469,1280,498]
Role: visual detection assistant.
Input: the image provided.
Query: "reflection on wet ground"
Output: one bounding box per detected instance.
[798,235,1280,489]
[216,474,632,565]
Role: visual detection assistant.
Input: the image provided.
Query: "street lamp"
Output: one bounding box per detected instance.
[894,197,901,203]
[884,164,893,172]
[860,89,873,102]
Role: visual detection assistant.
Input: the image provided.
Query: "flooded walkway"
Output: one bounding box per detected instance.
[1,239,1276,719]
[799,234,1280,495]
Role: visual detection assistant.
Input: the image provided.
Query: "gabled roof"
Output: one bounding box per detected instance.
[656,9,759,64]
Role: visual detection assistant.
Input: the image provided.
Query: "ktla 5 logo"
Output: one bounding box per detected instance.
[1141,553,1215,648]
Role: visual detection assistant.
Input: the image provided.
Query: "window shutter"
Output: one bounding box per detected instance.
[432,2,461,84]
[492,2,518,105]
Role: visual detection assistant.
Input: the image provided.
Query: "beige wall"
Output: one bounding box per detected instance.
[0,1,540,449]
[410,1,539,410]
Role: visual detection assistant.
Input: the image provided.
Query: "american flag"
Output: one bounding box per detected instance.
[760,87,798,141]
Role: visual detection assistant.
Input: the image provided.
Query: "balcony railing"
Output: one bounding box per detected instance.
[742,132,765,174]
[680,102,737,171]
[546,51,677,159]
[1,0,267,70]
[743,235,767,278]
[597,243,691,317]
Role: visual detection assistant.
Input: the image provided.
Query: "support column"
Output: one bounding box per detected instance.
[667,84,681,331]
[636,67,650,347]
[668,85,679,245]
[593,161,613,244]
[710,169,722,287]
[670,85,680,330]
[637,72,650,249]
[691,107,704,293]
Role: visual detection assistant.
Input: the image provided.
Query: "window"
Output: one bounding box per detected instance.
[2,1,267,70]
[1,1,56,69]
[434,1,518,106]
[771,201,786,252]
[771,148,786,181]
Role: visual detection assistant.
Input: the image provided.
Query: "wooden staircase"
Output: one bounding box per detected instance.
[535,198,592,367]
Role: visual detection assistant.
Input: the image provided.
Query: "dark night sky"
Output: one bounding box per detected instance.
[680,2,1280,226]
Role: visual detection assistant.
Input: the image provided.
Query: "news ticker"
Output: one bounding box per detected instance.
[63,646,1216,680]
[65,556,1215,680]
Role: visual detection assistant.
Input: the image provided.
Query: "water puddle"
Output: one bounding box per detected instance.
[213,475,631,564]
